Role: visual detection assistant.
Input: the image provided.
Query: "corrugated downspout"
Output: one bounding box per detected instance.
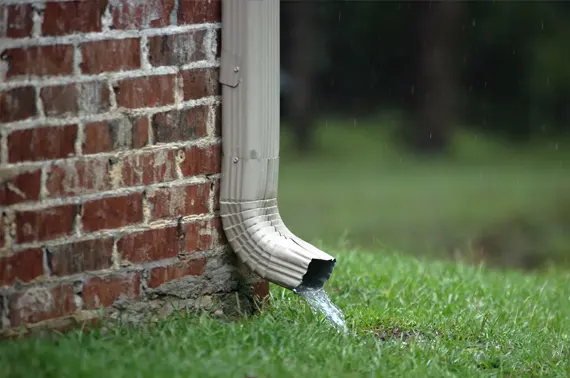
[219,0,336,291]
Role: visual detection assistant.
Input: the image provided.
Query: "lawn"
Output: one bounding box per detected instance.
[278,117,570,268]
[1,250,569,377]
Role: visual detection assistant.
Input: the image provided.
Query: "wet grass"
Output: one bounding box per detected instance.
[1,250,569,377]
[278,117,570,268]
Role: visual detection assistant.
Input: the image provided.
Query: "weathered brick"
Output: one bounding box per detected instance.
[0,86,37,123]
[0,4,34,38]
[115,74,175,109]
[46,157,111,198]
[15,204,78,244]
[8,284,77,327]
[119,149,177,187]
[111,0,174,30]
[148,30,208,67]
[83,116,146,154]
[47,238,113,276]
[208,216,226,245]
[180,144,220,177]
[3,45,74,78]
[178,0,221,24]
[151,107,208,144]
[0,248,44,286]
[0,168,41,206]
[82,193,143,232]
[40,84,78,117]
[83,273,140,309]
[80,38,140,74]
[180,68,220,100]
[118,226,181,264]
[212,177,220,211]
[8,125,77,163]
[147,183,209,220]
[148,258,207,288]
[184,218,222,253]
[77,81,111,114]
[42,1,108,36]
[84,119,130,154]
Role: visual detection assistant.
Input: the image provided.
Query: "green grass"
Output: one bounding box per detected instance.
[2,250,569,377]
[278,117,570,266]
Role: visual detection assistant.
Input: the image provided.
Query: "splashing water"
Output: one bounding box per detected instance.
[294,285,349,334]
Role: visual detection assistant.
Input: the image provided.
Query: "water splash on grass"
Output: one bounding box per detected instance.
[294,285,348,334]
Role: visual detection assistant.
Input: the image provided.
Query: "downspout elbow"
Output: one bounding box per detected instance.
[219,0,336,291]
[221,198,336,290]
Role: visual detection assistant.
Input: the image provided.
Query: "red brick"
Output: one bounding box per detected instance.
[82,193,143,232]
[180,144,220,177]
[83,117,146,155]
[0,168,41,206]
[47,238,113,276]
[148,183,209,220]
[15,204,78,244]
[209,216,226,245]
[212,177,220,211]
[148,258,207,288]
[46,157,111,198]
[77,81,111,114]
[42,1,108,36]
[0,248,44,286]
[178,0,221,24]
[111,0,174,30]
[4,45,74,78]
[213,104,221,136]
[80,38,140,74]
[132,117,150,148]
[184,218,224,253]
[0,214,5,249]
[8,284,77,327]
[119,149,177,187]
[0,86,37,123]
[40,84,78,117]
[253,281,270,301]
[118,226,181,264]
[148,30,207,67]
[8,125,77,163]
[115,74,175,109]
[180,68,220,100]
[151,106,208,144]
[0,4,34,38]
[83,273,140,309]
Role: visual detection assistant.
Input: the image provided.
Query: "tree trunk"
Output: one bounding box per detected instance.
[286,2,317,154]
[412,1,462,154]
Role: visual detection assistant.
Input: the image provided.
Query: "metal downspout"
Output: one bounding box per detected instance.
[219,0,336,291]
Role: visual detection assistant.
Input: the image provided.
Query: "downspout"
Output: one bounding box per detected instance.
[219,0,336,291]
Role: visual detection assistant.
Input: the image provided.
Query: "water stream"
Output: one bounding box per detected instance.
[294,285,349,334]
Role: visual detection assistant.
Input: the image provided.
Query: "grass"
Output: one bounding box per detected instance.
[278,116,570,267]
[1,250,569,377]
[3,117,568,376]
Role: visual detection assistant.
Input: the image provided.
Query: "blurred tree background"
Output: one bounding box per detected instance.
[278,1,570,270]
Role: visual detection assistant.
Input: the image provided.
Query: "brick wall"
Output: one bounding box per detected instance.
[0,0,268,337]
